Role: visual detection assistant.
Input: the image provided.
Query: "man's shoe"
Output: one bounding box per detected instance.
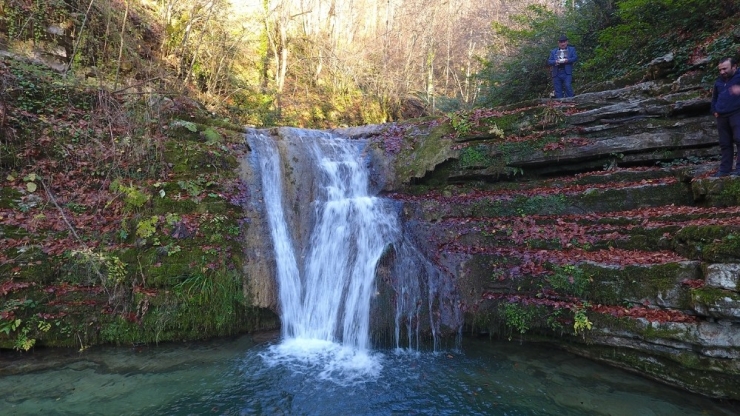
[713,171,731,177]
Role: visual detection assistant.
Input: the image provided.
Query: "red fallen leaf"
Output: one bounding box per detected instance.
[681,279,705,288]
[0,280,33,295]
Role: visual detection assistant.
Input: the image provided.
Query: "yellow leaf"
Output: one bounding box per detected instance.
[27,182,37,193]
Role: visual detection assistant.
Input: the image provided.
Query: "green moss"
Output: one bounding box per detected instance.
[581,262,693,306]
[151,195,198,214]
[577,182,693,212]
[675,225,732,243]
[703,233,740,262]
[674,226,740,261]
[639,322,689,342]
[165,141,238,175]
[715,179,740,206]
[458,145,492,169]
[393,121,458,182]
[691,286,740,307]
[468,193,569,217]
[496,137,555,163]
[601,226,676,252]
[488,113,522,135]
[0,247,58,284]
[574,170,676,186]
[0,258,260,349]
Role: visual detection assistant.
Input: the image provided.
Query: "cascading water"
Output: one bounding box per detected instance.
[248,128,460,383]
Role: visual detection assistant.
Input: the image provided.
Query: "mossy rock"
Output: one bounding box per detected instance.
[0,246,59,284]
[571,169,676,186]
[691,286,740,319]
[390,122,459,185]
[164,140,238,174]
[692,177,740,207]
[561,342,740,399]
[580,261,699,307]
[673,225,740,261]
[575,182,694,213]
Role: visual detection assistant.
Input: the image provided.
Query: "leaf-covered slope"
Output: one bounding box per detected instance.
[0,56,278,351]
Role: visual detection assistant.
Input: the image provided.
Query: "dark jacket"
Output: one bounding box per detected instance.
[711,70,740,116]
[548,46,577,77]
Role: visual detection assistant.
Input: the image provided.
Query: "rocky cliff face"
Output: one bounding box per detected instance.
[339,75,740,399]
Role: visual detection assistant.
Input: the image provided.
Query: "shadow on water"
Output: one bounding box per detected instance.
[1,333,739,416]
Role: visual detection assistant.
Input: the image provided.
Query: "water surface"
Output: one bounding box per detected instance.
[1,333,737,415]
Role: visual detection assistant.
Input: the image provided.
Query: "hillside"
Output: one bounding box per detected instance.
[1,0,740,402]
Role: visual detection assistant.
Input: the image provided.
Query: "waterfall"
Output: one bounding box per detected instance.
[248,128,461,383]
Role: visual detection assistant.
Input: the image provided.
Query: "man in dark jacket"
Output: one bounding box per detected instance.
[711,57,740,177]
[547,35,578,99]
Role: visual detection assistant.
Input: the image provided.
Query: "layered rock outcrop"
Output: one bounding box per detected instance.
[341,76,740,399]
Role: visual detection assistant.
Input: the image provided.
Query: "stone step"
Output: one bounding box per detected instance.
[412,205,740,259]
[397,179,695,222]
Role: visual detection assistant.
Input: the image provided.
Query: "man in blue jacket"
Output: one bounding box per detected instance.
[711,57,740,177]
[548,35,577,99]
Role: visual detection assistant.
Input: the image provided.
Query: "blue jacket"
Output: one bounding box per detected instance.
[711,70,740,116]
[548,46,577,77]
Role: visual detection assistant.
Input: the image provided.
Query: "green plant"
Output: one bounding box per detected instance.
[136,216,159,239]
[177,175,215,198]
[449,111,473,136]
[65,202,87,213]
[501,303,537,338]
[23,173,39,193]
[0,318,22,336]
[165,244,182,256]
[505,167,525,177]
[110,180,150,211]
[540,104,565,127]
[0,298,54,351]
[69,249,128,286]
[165,212,181,226]
[603,152,624,171]
[175,271,213,300]
[548,265,592,297]
[487,123,505,139]
[546,309,565,333]
[573,303,593,338]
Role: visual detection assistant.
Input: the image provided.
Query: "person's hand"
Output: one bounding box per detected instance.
[730,85,740,95]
